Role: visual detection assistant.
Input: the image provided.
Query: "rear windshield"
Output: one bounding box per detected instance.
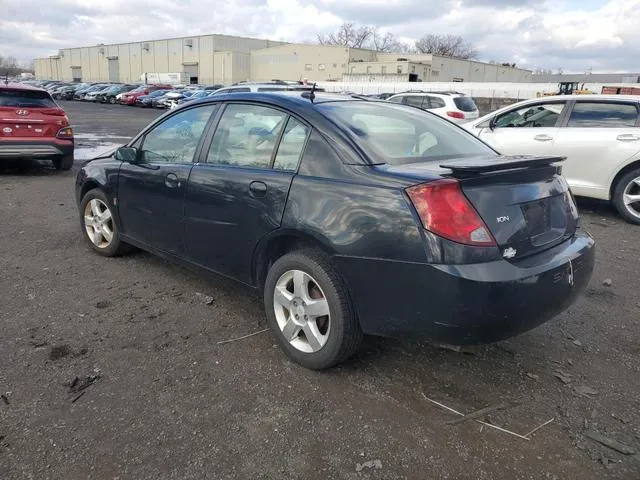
[317,101,494,165]
[453,96,478,112]
[0,89,56,107]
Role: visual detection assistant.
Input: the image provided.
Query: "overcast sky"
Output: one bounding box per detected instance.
[0,0,637,72]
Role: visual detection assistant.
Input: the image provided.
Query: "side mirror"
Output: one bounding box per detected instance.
[489,115,498,130]
[114,146,139,163]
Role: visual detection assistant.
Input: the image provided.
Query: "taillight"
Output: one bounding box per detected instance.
[446,111,465,119]
[41,108,66,116]
[56,126,74,139]
[406,179,495,246]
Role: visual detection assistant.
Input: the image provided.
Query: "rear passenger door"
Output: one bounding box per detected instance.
[552,101,640,198]
[183,103,310,283]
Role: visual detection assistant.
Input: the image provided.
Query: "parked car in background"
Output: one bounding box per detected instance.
[75,84,109,101]
[85,85,114,102]
[52,85,77,100]
[168,89,211,109]
[387,91,480,124]
[0,83,74,170]
[75,92,594,369]
[120,85,171,106]
[96,84,138,104]
[465,95,640,224]
[154,90,193,109]
[136,89,170,108]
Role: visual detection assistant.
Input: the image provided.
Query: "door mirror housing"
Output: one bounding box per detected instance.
[115,146,139,163]
[489,115,498,130]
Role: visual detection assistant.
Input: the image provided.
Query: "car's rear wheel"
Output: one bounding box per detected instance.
[263,249,363,370]
[80,189,132,256]
[53,155,74,171]
[613,168,640,224]
[109,97,116,104]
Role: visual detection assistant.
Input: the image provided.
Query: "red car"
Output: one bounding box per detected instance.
[119,85,172,105]
[0,83,74,170]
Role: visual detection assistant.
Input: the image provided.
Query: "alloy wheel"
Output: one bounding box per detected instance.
[623,176,640,220]
[273,269,331,353]
[83,198,114,248]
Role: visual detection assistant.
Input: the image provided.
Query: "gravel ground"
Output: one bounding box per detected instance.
[1,101,639,480]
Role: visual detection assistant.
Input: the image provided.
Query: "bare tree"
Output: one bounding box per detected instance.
[414,34,478,59]
[317,23,373,48]
[371,30,401,52]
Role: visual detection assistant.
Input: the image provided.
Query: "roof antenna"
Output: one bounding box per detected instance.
[301,82,317,102]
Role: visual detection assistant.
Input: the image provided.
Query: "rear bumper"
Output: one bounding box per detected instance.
[336,231,595,345]
[0,139,74,160]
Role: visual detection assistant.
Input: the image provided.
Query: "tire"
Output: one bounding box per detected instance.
[612,167,640,224]
[79,189,132,257]
[53,155,74,171]
[109,97,116,104]
[263,249,363,370]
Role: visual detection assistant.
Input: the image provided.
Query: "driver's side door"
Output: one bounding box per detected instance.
[478,101,569,157]
[117,104,217,254]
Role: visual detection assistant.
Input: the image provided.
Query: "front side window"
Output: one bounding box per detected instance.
[207,103,287,168]
[567,102,638,128]
[318,101,494,165]
[273,118,310,171]
[495,102,565,128]
[140,105,216,163]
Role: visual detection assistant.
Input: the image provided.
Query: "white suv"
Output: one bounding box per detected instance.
[387,91,480,124]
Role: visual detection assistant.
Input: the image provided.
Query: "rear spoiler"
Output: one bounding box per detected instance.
[440,155,565,177]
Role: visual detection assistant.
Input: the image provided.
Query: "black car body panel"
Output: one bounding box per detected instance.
[76,92,595,345]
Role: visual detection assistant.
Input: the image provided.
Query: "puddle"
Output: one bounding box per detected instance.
[74,142,123,160]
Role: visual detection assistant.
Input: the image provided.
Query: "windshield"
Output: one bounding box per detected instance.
[0,89,56,107]
[317,101,495,165]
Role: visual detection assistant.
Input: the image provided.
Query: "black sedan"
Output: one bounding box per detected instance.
[75,92,595,369]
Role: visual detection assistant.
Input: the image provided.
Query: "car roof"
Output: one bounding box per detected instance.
[0,82,47,92]
[390,91,464,97]
[194,90,364,106]
[525,94,640,102]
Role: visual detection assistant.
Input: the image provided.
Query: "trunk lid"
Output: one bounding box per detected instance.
[383,155,579,259]
[0,88,67,138]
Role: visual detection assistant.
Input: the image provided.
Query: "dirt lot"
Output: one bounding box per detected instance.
[1,101,639,480]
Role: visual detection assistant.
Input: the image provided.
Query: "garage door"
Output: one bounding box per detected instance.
[183,64,199,84]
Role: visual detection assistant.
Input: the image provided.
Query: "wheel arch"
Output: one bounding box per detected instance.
[251,229,336,293]
[610,158,640,200]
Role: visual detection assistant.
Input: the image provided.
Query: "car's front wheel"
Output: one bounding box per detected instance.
[263,249,363,370]
[109,97,116,104]
[613,167,640,224]
[80,189,132,256]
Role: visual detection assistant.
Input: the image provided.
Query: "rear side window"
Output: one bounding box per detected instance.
[404,96,424,109]
[453,96,477,112]
[388,96,404,104]
[0,89,56,107]
[428,96,446,108]
[567,102,638,128]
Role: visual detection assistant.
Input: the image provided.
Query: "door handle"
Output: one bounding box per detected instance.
[249,181,267,197]
[534,134,553,142]
[616,134,640,142]
[165,173,181,189]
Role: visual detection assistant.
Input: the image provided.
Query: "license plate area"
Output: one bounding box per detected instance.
[521,196,566,247]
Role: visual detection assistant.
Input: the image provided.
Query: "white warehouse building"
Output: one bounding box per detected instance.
[34,34,532,85]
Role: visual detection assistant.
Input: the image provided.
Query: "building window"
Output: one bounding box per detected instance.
[397,65,403,74]
[366,66,372,74]
[431,70,439,77]
[305,64,312,71]
[411,66,416,73]
[341,64,346,68]
[350,66,356,74]
[333,63,338,68]
[318,63,325,70]
[381,66,387,74]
